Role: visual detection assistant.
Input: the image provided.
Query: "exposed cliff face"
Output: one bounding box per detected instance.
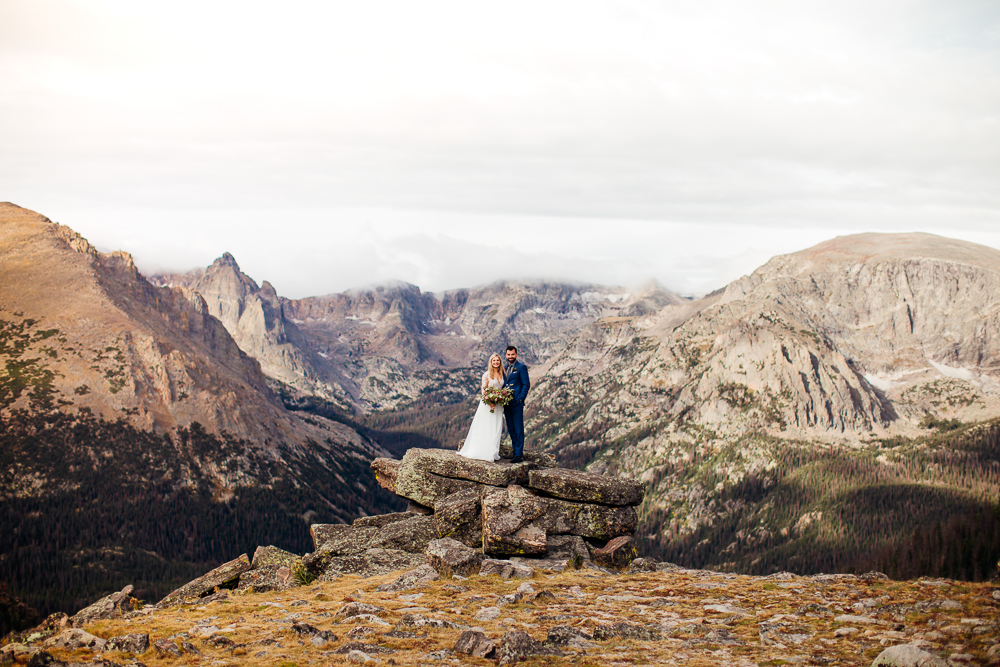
[155,260,686,411]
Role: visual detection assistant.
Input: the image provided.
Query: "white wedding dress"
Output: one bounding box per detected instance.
[457,373,505,462]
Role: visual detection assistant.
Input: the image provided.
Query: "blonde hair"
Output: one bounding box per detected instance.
[486,354,505,382]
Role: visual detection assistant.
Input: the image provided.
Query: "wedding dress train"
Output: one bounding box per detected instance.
[457,374,504,462]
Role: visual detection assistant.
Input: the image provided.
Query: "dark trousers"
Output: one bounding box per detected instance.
[504,402,525,457]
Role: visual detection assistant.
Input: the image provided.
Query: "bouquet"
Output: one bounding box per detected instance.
[482,386,514,413]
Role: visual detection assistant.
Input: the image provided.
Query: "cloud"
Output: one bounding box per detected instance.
[2,0,999,296]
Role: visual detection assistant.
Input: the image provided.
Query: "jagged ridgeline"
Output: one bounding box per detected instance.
[0,203,404,632]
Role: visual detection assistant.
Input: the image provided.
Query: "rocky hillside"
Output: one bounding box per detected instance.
[525,233,1000,578]
[0,203,401,620]
[153,260,685,411]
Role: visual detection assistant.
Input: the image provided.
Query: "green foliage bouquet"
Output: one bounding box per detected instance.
[482,386,513,413]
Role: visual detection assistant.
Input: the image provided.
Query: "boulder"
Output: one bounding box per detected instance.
[434,488,483,547]
[480,559,535,579]
[871,645,949,667]
[496,630,563,665]
[482,485,548,556]
[510,557,574,572]
[543,497,637,540]
[395,464,481,509]
[368,515,438,553]
[236,563,296,594]
[251,545,299,569]
[454,630,496,658]
[325,548,428,578]
[4,612,70,646]
[371,458,400,493]
[528,468,644,506]
[593,536,638,570]
[44,629,107,652]
[353,511,420,528]
[425,538,487,577]
[310,524,379,554]
[546,535,591,562]
[105,633,150,654]
[158,554,251,607]
[374,564,441,593]
[69,585,140,627]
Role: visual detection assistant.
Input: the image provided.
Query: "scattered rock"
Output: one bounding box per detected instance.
[374,564,440,593]
[453,630,496,658]
[474,606,502,621]
[105,633,150,654]
[624,558,680,574]
[43,629,106,652]
[335,603,388,620]
[480,559,535,579]
[70,585,140,626]
[495,630,563,665]
[158,554,251,607]
[593,536,637,570]
[592,622,662,641]
[871,644,948,666]
[482,486,548,556]
[527,468,644,506]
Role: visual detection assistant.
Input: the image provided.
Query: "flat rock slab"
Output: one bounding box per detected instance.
[326,549,428,579]
[544,497,637,540]
[159,554,250,607]
[236,563,295,594]
[395,465,481,509]
[482,485,548,556]
[310,524,379,554]
[402,448,537,487]
[354,511,421,528]
[528,468,644,506]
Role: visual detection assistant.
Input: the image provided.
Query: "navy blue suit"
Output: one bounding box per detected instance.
[503,360,530,458]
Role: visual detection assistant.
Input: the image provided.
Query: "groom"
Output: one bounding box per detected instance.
[503,345,530,463]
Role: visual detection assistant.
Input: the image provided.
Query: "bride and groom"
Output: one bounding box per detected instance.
[457,345,530,464]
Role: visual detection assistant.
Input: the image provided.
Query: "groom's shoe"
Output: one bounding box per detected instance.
[510,456,524,464]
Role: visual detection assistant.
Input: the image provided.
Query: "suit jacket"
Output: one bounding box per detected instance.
[504,360,530,405]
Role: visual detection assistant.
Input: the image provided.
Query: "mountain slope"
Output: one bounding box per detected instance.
[0,203,402,620]
[525,232,1000,578]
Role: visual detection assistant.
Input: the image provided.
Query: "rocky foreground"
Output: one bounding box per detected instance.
[2,449,998,666]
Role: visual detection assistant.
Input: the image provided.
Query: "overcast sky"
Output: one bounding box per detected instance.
[3,1,999,298]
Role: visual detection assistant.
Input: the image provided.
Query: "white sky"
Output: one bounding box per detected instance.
[2,0,999,298]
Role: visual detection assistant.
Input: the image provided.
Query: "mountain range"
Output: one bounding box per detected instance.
[2,202,999,630]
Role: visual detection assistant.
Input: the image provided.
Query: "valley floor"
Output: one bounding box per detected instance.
[10,563,999,666]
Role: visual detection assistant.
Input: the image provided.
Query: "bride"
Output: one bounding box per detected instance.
[457,354,506,462]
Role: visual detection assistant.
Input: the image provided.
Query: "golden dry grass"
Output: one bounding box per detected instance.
[17,566,1000,667]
